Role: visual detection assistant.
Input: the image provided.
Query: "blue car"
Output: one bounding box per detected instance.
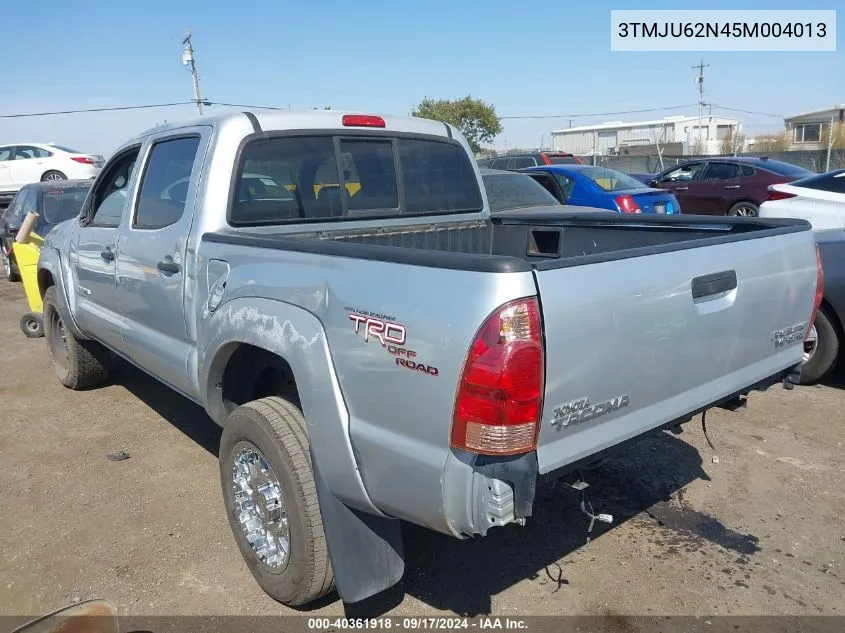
[521,165,682,214]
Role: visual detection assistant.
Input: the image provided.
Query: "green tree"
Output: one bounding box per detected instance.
[412,96,502,153]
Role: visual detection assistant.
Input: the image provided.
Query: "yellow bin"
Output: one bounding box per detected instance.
[14,231,45,338]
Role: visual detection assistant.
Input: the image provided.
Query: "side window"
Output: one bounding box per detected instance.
[741,165,755,177]
[89,148,141,228]
[0,147,13,161]
[660,162,705,182]
[6,189,35,228]
[34,147,52,159]
[703,163,740,180]
[134,137,201,229]
[14,146,38,160]
[552,173,576,201]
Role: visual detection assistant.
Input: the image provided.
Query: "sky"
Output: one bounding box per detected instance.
[1,0,842,156]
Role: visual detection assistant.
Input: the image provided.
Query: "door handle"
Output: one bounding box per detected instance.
[724,185,740,189]
[676,186,689,191]
[100,248,115,261]
[157,257,180,274]
[691,270,737,299]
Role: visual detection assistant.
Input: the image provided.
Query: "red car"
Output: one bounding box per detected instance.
[631,157,814,216]
[478,151,582,170]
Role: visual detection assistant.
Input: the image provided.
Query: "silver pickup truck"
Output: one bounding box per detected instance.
[36,110,821,607]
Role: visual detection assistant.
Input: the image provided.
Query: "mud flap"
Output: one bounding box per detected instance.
[312,455,404,603]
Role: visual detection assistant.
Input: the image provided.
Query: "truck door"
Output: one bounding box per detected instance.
[70,146,141,351]
[115,130,207,397]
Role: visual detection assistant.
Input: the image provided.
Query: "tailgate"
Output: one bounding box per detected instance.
[533,228,817,474]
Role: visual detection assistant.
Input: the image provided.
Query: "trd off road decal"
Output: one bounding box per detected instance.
[346,307,439,377]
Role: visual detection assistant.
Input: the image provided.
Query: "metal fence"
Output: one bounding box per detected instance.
[581,149,845,175]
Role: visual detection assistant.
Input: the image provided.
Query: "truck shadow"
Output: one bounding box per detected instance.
[109,358,222,457]
[348,430,760,618]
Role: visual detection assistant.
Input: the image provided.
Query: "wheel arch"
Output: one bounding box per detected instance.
[198,297,383,516]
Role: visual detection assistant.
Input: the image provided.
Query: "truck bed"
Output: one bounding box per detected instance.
[202,211,816,519]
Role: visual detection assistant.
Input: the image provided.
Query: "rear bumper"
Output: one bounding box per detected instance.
[442,363,800,538]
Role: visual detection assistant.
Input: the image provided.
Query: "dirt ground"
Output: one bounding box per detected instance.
[0,277,843,620]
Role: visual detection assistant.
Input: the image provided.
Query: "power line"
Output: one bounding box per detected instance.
[710,104,785,119]
[0,101,195,119]
[499,104,698,120]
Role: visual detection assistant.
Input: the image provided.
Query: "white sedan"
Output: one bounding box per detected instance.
[759,168,845,230]
[0,143,104,196]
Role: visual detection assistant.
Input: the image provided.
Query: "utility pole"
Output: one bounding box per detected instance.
[182,31,203,115]
[825,114,835,172]
[692,59,709,153]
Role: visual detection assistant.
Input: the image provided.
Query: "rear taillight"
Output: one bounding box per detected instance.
[451,298,544,456]
[615,194,641,214]
[807,246,824,340]
[766,187,797,201]
[540,153,552,165]
[70,156,95,164]
[342,114,386,128]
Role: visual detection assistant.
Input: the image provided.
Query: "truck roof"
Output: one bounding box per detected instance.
[131,109,455,145]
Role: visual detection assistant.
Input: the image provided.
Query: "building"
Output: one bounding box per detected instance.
[551,115,744,157]
[784,105,845,151]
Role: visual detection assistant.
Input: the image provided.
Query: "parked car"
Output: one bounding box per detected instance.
[0,143,103,198]
[37,110,818,607]
[478,151,582,170]
[631,157,815,216]
[521,165,682,214]
[481,168,565,213]
[759,169,845,231]
[1,180,92,281]
[800,228,845,384]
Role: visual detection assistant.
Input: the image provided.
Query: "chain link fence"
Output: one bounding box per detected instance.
[580,149,845,175]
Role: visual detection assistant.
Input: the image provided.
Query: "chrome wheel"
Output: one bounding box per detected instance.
[44,172,65,181]
[2,251,10,279]
[232,443,290,570]
[803,325,818,364]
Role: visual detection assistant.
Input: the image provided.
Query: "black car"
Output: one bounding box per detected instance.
[1,180,92,281]
[478,151,582,170]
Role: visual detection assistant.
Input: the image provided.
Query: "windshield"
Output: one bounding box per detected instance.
[482,172,560,212]
[578,166,648,191]
[41,187,90,226]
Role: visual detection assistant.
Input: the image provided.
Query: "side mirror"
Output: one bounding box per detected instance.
[10,600,118,633]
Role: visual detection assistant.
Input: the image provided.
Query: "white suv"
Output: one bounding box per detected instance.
[0,143,104,196]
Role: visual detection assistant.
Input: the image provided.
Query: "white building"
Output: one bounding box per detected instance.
[551,115,744,157]
[783,105,845,151]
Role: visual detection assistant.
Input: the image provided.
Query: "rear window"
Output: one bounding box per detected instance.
[482,172,560,212]
[790,170,845,194]
[758,160,815,177]
[230,135,482,225]
[41,186,90,225]
[578,166,647,191]
[48,145,83,154]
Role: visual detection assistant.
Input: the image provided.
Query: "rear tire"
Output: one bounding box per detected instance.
[727,201,758,217]
[43,287,110,389]
[41,170,67,182]
[20,312,44,338]
[799,308,839,385]
[219,397,334,606]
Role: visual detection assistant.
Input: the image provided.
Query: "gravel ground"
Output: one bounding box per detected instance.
[0,277,843,620]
